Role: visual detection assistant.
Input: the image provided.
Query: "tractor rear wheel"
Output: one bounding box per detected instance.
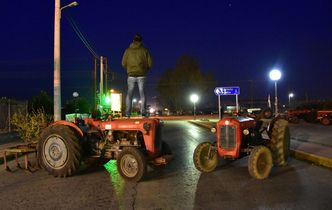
[117,147,147,182]
[193,142,218,172]
[38,124,82,177]
[248,146,273,180]
[270,119,290,166]
[321,117,330,126]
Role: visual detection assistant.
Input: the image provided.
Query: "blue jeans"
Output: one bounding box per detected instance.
[125,76,147,116]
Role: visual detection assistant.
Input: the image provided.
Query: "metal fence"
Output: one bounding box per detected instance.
[0,98,28,133]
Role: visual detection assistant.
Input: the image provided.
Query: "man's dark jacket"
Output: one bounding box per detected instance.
[121,41,152,77]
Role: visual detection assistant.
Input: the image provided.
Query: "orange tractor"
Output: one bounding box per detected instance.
[286,109,332,125]
[317,110,332,126]
[193,115,290,179]
[38,117,171,182]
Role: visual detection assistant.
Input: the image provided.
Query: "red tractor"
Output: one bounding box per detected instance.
[317,110,332,126]
[193,115,290,179]
[38,117,171,182]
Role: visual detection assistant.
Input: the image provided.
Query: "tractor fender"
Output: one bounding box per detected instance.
[52,120,84,137]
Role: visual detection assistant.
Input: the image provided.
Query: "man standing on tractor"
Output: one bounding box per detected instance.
[122,33,152,118]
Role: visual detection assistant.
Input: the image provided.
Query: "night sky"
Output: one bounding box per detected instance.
[1,0,332,106]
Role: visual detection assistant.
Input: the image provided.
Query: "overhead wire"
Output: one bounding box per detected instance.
[63,13,100,59]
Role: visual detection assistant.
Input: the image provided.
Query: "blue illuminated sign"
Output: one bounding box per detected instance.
[214,86,240,96]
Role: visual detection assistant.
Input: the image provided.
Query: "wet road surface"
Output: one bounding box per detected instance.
[0,120,332,210]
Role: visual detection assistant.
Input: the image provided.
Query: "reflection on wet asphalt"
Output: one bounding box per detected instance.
[104,120,215,210]
[126,121,215,209]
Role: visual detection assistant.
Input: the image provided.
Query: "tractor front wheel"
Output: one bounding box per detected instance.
[248,146,273,180]
[193,142,218,172]
[321,117,330,126]
[38,124,82,177]
[117,147,147,182]
[270,119,290,166]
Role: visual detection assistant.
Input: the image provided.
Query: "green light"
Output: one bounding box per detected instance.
[104,159,116,173]
[104,160,125,198]
[105,95,111,104]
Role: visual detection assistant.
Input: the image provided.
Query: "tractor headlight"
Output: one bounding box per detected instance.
[211,127,216,133]
[243,129,250,136]
[225,120,230,125]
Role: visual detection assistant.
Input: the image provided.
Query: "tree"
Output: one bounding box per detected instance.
[157,55,216,113]
[11,109,51,142]
[63,96,91,114]
[28,90,53,115]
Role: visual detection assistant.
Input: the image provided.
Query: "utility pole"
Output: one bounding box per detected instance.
[93,57,97,109]
[100,56,104,104]
[54,0,61,121]
[105,57,108,91]
[53,0,78,121]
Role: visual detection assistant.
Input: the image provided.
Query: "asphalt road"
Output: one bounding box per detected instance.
[289,121,332,146]
[0,121,332,210]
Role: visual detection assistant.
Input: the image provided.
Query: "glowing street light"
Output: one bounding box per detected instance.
[288,92,294,107]
[269,69,281,115]
[72,91,79,98]
[61,1,78,11]
[54,1,79,121]
[190,94,199,120]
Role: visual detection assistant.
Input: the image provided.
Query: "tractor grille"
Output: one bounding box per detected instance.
[219,125,236,150]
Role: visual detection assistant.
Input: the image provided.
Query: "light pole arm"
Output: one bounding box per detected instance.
[61,1,79,11]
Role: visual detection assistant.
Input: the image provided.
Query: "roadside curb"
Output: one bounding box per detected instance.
[290,150,332,169]
[188,120,332,170]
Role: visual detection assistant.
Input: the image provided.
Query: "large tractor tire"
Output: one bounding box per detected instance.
[193,142,218,173]
[248,146,273,180]
[321,117,330,126]
[117,147,147,182]
[270,119,290,166]
[38,124,82,177]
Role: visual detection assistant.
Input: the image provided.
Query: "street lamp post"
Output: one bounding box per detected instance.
[288,92,294,107]
[54,0,78,121]
[190,94,199,120]
[269,69,281,115]
[72,91,79,116]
